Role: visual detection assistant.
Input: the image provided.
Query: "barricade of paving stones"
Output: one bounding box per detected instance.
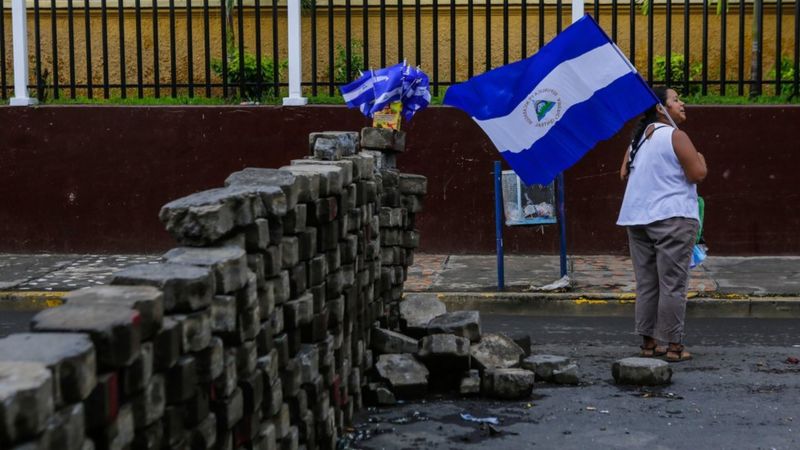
[0,127,426,450]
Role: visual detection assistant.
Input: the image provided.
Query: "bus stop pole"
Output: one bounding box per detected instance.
[494,161,505,291]
[557,173,568,278]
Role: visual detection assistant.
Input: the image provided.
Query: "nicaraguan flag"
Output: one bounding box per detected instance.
[401,65,431,121]
[340,71,377,114]
[368,62,407,115]
[443,15,659,185]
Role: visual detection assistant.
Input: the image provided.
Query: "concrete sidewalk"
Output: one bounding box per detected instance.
[1,253,799,316]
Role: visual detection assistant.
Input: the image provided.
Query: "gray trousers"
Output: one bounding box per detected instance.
[627,217,699,343]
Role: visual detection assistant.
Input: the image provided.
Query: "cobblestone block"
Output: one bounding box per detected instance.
[111,263,213,313]
[280,237,300,269]
[360,127,406,152]
[374,354,428,398]
[64,285,163,341]
[84,372,118,430]
[370,328,418,355]
[520,354,572,382]
[460,369,481,395]
[225,168,301,210]
[398,173,427,195]
[0,361,54,446]
[309,132,359,159]
[246,218,271,251]
[289,262,308,298]
[91,403,134,450]
[31,305,141,369]
[284,294,314,330]
[163,246,248,294]
[282,205,307,235]
[131,374,165,430]
[400,294,447,337]
[122,342,154,396]
[214,350,238,399]
[297,228,317,261]
[166,355,197,404]
[236,341,258,378]
[263,246,282,278]
[196,337,224,383]
[239,371,264,415]
[211,295,236,335]
[132,420,163,450]
[0,333,96,405]
[482,368,535,400]
[612,357,672,386]
[183,386,210,428]
[154,317,182,371]
[418,334,471,372]
[308,197,339,226]
[158,188,238,245]
[172,308,212,352]
[160,406,186,448]
[281,165,343,197]
[214,387,244,430]
[470,333,524,370]
[427,310,482,342]
[189,414,217,450]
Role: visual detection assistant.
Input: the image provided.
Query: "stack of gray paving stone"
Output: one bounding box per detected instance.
[363,127,426,332]
[0,128,426,450]
[365,294,543,403]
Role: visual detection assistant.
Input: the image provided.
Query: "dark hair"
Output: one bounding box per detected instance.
[627,86,669,171]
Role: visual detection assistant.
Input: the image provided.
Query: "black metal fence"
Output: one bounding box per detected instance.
[1,0,798,101]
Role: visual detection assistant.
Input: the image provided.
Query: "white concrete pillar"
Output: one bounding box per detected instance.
[10,0,37,106]
[282,0,307,106]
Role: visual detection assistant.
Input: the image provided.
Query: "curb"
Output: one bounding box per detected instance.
[406,292,800,319]
[0,291,66,310]
[5,290,800,319]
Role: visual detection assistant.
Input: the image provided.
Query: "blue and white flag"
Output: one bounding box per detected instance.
[443,15,659,185]
[369,62,407,115]
[340,61,431,120]
[340,70,378,115]
[401,65,431,121]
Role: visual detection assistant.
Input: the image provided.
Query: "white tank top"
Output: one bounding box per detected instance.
[617,123,699,226]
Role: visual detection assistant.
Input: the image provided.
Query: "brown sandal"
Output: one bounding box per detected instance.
[666,344,693,362]
[640,344,667,357]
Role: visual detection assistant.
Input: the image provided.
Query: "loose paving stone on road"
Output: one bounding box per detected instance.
[374,354,429,398]
[398,294,446,337]
[470,333,525,370]
[427,310,482,342]
[418,334,471,371]
[520,354,573,382]
[482,368,536,399]
[612,357,672,386]
[459,369,481,395]
[371,328,419,355]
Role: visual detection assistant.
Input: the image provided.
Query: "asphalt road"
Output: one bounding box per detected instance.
[2,312,799,449]
[348,315,800,450]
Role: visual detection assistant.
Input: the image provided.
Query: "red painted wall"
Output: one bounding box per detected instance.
[1,105,798,255]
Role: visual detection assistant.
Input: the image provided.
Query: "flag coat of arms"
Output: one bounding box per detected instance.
[443,15,659,185]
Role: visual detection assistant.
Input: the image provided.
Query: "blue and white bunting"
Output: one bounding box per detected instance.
[339,61,431,121]
[443,15,659,185]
